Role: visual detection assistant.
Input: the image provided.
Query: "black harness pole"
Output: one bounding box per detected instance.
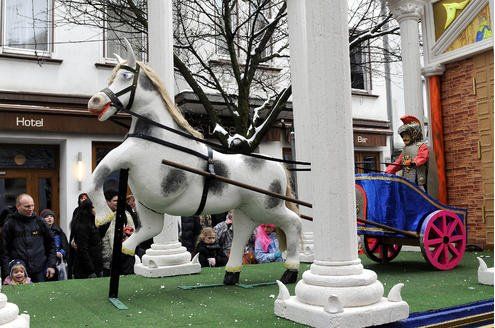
[108,168,129,310]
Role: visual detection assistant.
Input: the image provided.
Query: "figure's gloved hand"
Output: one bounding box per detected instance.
[207,258,216,267]
[274,251,282,259]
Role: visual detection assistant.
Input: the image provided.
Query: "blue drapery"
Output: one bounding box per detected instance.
[355,174,467,237]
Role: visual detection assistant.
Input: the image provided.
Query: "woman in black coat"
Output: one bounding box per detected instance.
[70,200,103,279]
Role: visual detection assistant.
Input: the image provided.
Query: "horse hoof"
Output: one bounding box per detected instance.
[280,269,298,284]
[223,271,240,285]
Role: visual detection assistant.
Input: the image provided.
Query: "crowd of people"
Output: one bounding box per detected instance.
[0,193,285,284]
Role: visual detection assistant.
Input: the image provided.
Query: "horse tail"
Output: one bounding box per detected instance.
[279,166,304,252]
[284,166,299,216]
[276,227,287,252]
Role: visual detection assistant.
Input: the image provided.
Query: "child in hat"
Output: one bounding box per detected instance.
[4,260,32,285]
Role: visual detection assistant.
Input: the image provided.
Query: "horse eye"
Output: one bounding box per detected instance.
[122,71,133,79]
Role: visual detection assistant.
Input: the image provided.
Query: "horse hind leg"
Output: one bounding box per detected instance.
[223,209,256,285]
[277,208,302,284]
[122,201,164,256]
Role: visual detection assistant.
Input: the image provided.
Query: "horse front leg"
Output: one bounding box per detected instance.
[122,201,164,256]
[223,209,256,285]
[87,146,128,227]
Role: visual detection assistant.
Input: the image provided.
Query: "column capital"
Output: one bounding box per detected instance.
[422,64,446,77]
[387,0,425,23]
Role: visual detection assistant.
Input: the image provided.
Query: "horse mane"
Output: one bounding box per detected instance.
[109,62,204,139]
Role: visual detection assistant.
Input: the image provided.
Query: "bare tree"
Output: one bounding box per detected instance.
[55,0,399,153]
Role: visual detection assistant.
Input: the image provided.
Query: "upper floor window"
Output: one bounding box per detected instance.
[350,41,371,91]
[215,0,238,57]
[249,1,272,59]
[104,1,147,61]
[2,0,52,55]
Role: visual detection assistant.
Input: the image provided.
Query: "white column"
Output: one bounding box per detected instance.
[286,0,314,263]
[134,0,200,277]
[275,1,409,326]
[388,0,425,121]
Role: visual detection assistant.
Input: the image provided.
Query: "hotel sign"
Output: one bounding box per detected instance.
[1,111,128,135]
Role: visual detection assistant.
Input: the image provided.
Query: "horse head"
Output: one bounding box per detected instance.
[88,39,147,121]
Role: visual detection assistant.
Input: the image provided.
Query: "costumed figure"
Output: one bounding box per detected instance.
[385,115,429,191]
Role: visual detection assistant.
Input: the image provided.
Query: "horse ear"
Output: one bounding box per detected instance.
[123,38,137,68]
[114,54,125,64]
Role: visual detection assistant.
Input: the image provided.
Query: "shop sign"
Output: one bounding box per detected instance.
[353,133,386,147]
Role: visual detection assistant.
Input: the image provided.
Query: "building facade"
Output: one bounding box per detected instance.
[421,0,493,248]
[0,1,397,236]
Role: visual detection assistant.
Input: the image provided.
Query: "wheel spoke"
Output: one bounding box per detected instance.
[447,243,461,258]
[441,215,447,234]
[431,244,444,261]
[442,244,450,264]
[430,223,444,237]
[424,237,443,247]
[381,244,387,259]
[446,219,459,237]
[450,235,464,242]
[370,241,380,253]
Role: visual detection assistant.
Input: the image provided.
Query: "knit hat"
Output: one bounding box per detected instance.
[8,259,28,277]
[40,209,56,219]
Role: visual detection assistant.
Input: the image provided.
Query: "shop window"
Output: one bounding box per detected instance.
[354,152,379,174]
[0,144,56,169]
[2,0,52,55]
[92,142,123,196]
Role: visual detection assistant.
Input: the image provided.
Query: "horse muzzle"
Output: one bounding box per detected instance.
[88,93,117,121]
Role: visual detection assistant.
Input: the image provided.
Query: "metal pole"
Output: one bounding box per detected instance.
[108,168,129,310]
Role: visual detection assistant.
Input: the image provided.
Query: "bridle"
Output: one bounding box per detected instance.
[100,64,141,113]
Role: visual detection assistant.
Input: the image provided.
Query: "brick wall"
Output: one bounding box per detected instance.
[441,56,484,247]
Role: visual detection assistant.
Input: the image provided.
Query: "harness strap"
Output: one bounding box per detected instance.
[194,147,214,216]
[119,108,310,166]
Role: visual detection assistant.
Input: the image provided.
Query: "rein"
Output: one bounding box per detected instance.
[99,64,310,167]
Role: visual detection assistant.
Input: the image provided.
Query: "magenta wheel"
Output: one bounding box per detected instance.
[363,236,402,263]
[420,210,466,270]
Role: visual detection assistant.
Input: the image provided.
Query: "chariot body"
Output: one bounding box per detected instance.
[355,173,467,270]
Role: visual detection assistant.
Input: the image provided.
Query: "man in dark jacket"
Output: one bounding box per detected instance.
[180,216,202,255]
[2,194,57,282]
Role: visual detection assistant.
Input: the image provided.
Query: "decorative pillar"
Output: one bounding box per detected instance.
[286,0,314,263]
[134,0,200,277]
[275,1,409,326]
[422,64,448,204]
[388,0,425,122]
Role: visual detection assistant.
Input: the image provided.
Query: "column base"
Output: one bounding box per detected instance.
[133,242,201,278]
[134,261,201,277]
[275,296,409,328]
[0,294,30,327]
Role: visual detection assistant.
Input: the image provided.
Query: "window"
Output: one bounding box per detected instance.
[214,0,238,57]
[249,2,272,59]
[104,2,147,61]
[350,41,371,90]
[2,0,52,55]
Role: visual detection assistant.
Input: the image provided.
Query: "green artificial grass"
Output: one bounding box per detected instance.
[3,250,493,327]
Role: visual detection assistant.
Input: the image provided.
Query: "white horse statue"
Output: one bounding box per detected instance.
[86,42,302,285]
